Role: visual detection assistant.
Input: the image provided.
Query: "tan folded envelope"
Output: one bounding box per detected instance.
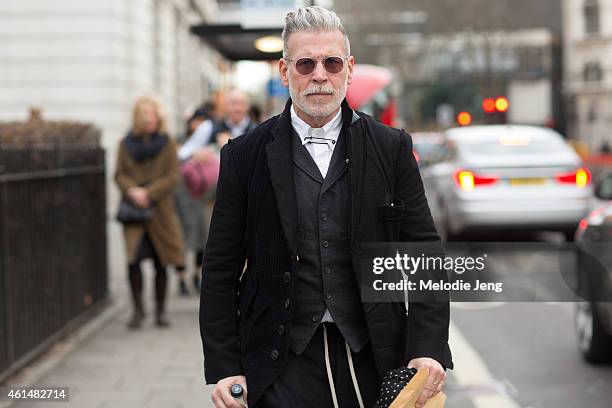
[423,392,446,408]
[388,368,446,408]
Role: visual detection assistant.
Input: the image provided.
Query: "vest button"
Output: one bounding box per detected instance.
[270,349,280,360]
[283,271,292,283]
[284,298,291,310]
[320,214,328,222]
[324,266,332,275]
[321,240,329,248]
[325,293,332,300]
[277,324,285,336]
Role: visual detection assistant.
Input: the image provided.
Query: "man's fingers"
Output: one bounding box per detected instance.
[415,371,445,407]
[211,388,228,408]
[219,387,242,408]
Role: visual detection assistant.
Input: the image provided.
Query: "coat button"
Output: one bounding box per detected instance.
[283,272,292,283]
[324,266,332,275]
[277,324,285,336]
[270,349,280,360]
[312,313,320,323]
[284,299,291,310]
[325,293,332,300]
[321,240,329,248]
[321,214,328,222]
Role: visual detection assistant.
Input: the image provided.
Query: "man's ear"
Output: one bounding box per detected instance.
[279,58,289,87]
[347,55,355,85]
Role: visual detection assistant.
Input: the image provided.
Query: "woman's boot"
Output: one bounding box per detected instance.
[128,291,145,329]
[128,263,145,329]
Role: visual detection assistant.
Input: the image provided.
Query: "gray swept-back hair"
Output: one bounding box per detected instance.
[282,6,350,59]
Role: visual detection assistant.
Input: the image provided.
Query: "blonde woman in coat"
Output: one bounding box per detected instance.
[115,95,186,328]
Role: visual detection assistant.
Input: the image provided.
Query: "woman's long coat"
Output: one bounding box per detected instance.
[114,135,185,267]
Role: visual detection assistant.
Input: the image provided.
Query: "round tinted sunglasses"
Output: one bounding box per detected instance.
[285,56,349,75]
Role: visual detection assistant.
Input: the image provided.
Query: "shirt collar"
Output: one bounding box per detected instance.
[290,105,343,147]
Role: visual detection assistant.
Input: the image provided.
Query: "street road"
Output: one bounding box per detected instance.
[445,232,612,408]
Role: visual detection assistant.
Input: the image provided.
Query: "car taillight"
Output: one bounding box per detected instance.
[555,168,591,188]
[585,205,609,227]
[453,169,499,191]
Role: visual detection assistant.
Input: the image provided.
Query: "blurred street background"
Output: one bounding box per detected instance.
[1,0,612,407]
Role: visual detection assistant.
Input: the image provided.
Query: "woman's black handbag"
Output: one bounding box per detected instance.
[116,198,154,224]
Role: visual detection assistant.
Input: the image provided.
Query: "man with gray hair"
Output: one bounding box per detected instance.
[200,6,452,408]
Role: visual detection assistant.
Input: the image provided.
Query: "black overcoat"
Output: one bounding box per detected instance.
[199,99,453,406]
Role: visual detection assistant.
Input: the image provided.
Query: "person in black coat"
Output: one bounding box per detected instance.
[200,6,453,408]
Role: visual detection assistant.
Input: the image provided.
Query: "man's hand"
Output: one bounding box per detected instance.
[211,375,247,408]
[127,187,150,208]
[407,357,445,408]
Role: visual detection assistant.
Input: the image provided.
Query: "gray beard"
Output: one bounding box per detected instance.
[289,86,345,119]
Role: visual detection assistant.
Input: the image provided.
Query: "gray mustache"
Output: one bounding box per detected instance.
[303,86,335,96]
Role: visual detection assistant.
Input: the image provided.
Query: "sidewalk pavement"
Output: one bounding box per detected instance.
[1,222,472,408]
[3,223,215,408]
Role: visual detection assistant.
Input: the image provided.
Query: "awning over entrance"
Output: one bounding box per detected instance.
[190,23,283,61]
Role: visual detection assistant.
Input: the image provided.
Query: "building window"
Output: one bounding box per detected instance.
[583,62,603,82]
[584,0,600,35]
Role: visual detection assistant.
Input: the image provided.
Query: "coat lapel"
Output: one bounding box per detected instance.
[345,102,366,252]
[266,99,364,256]
[266,101,298,255]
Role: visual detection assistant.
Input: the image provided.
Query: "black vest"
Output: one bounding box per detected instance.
[289,125,369,354]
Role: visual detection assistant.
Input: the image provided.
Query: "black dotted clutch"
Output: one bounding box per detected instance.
[373,367,418,408]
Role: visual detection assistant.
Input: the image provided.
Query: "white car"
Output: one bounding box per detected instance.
[420,125,592,240]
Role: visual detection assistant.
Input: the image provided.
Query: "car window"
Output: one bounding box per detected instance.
[435,142,454,162]
[459,133,569,155]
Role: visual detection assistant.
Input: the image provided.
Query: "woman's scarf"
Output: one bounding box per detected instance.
[123,132,169,162]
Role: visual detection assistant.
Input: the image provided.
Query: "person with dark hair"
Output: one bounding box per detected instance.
[200,6,452,408]
[115,95,185,328]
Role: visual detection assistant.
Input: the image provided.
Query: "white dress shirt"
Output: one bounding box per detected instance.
[290,106,342,178]
[290,106,343,323]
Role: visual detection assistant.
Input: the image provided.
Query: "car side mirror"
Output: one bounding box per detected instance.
[595,175,612,200]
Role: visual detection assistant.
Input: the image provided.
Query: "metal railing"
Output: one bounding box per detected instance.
[0,147,107,381]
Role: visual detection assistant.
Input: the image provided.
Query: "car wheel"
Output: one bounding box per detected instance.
[563,228,576,242]
[575,301,612,363]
